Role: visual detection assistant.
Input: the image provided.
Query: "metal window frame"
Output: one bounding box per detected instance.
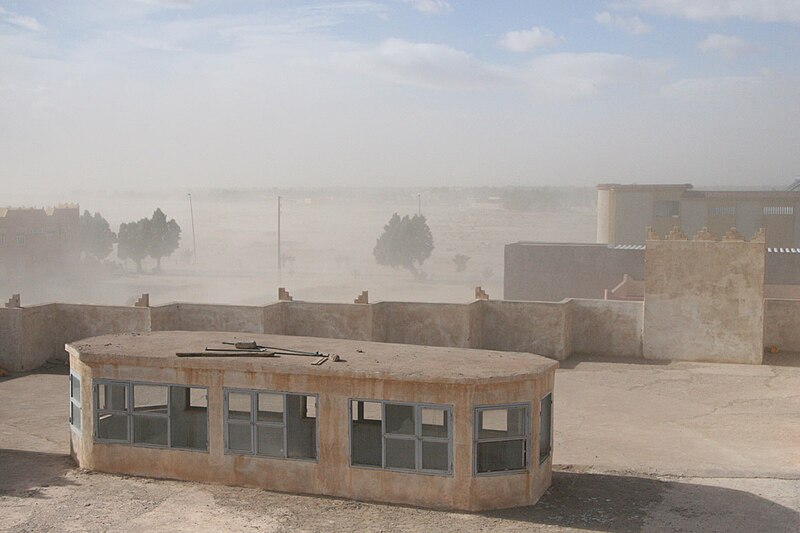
[473,402,531,477]
[349,398,453,476]
[68,372,82,433]
[93,379,209,452]
[223,387,319,462]
[538,392,553,466]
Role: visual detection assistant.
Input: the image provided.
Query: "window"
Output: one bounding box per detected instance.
[224,389,317,460]
[709,206,736,215]
[654,200,679,218]
[69,373,82,432]
[16,233,24,245]
[764,206,794,215]
[94,380,208,450]
[474,404,529,475]
[539,393,552,464]
[350,400,452,474]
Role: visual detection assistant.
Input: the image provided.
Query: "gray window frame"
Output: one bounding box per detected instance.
[538,392,553,465]
[93,379,209,452]
[473,402,531,476]
[69,372,81,432]
[349,399,453,476]
[223,388,319,462]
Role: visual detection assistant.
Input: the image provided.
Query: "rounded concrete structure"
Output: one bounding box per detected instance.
[67,331,557,511]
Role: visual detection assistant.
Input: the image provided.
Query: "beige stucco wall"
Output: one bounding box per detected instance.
[284,302,372,341]
[0,307,23,371]
[68,350,556,511]
[764,299,800,352]
[568,299,643,358]
[173,303,264,333]
[372,302,471,348]
[478,300,570,360]
[643,238,765,364]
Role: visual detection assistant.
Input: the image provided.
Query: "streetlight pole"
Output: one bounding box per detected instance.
[417,192,421,216]
[188,193,197,264]
[277,195,282,282]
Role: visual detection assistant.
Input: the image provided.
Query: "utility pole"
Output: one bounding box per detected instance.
[277,195,282,282]
[417,192,421,216]
[188,193,197,264]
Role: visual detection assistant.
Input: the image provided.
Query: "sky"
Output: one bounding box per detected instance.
[1,0,799,191]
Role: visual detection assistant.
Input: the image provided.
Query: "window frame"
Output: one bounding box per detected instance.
[538,392,553,466]
[349,398,454,476]
[223,388,319,462]
[93,379,209,452]
[68,372,82,433]
[473,402,531,477]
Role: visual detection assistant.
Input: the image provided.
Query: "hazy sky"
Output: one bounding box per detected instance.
[2,0,799,191]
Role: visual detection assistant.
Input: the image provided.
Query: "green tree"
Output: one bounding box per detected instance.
[80,210,116,260]
[373,213,434,279]
[117,218,150,273]
[148,208,181,271]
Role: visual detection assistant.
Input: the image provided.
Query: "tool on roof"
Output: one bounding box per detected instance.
[175,340,341,363]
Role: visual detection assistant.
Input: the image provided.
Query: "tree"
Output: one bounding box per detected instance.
[148,208,181,271]
[80,210,116,260]
[117,218,150,273]
[453,254,470,272]
[373,213,434,279]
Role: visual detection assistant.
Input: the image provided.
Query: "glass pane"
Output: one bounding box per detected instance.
[539,394,553,463]
[385,404,414,435]
[257,425,284,457]
[228,392,252,421]
[71,403,82,431]
[421,408,448,438]
[97,413,128,441]
[305,396,316,418]
[189,388,207,408]
[476,440,526,473]
[286,395,316,459]
[228,423,252,452]
[98,383,128,411]
[422,440,448,471]
[385,437,415,469]
[133,385,168,414]
[70,375,81,401]
[133,415,168,446]
[170,387,208,450]
[257,393,284,423]
[478,407,526,439]
[351,402,382,466]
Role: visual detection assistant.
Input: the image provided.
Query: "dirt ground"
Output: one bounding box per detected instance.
[2,357,798,532]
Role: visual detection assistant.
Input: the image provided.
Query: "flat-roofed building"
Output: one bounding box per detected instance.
[67,331,557,511]
[597,183,800,247]
[0,204,79,279]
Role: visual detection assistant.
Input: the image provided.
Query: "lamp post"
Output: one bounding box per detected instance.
[277,195,282,282]
[187,193,197,264]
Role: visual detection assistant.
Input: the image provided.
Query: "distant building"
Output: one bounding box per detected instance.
[596,183,800,247]
[0,205,80,279]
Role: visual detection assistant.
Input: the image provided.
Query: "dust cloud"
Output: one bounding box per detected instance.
[1,187,595,306]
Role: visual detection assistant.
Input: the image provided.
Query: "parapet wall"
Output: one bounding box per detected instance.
[764,299,800,353]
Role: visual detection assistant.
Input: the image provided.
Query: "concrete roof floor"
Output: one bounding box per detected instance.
[1,355,799,532]
[69,331,557,383]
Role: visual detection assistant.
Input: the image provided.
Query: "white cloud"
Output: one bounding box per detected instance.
[0,6,45,32]
[595,11,651,34]
[402,0,452,14]
[697,33,761,58]
[499,26,558,53]
[335,38,510,89]
[660,75,763,100]
[621,0,800,23]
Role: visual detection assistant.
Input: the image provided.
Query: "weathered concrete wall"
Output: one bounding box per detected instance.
[150,303,180,331]
[372,302,471,348]
[262,302,286,335]
[569,299,643,358]
[0,308,23,372]
[174,303,263,333]
[284,302,372,341]
[643,236,765,364]
[478,300,570,360]
[764,299,800,352]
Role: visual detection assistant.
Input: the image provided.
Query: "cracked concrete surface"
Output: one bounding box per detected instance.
[1,358,799,532]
